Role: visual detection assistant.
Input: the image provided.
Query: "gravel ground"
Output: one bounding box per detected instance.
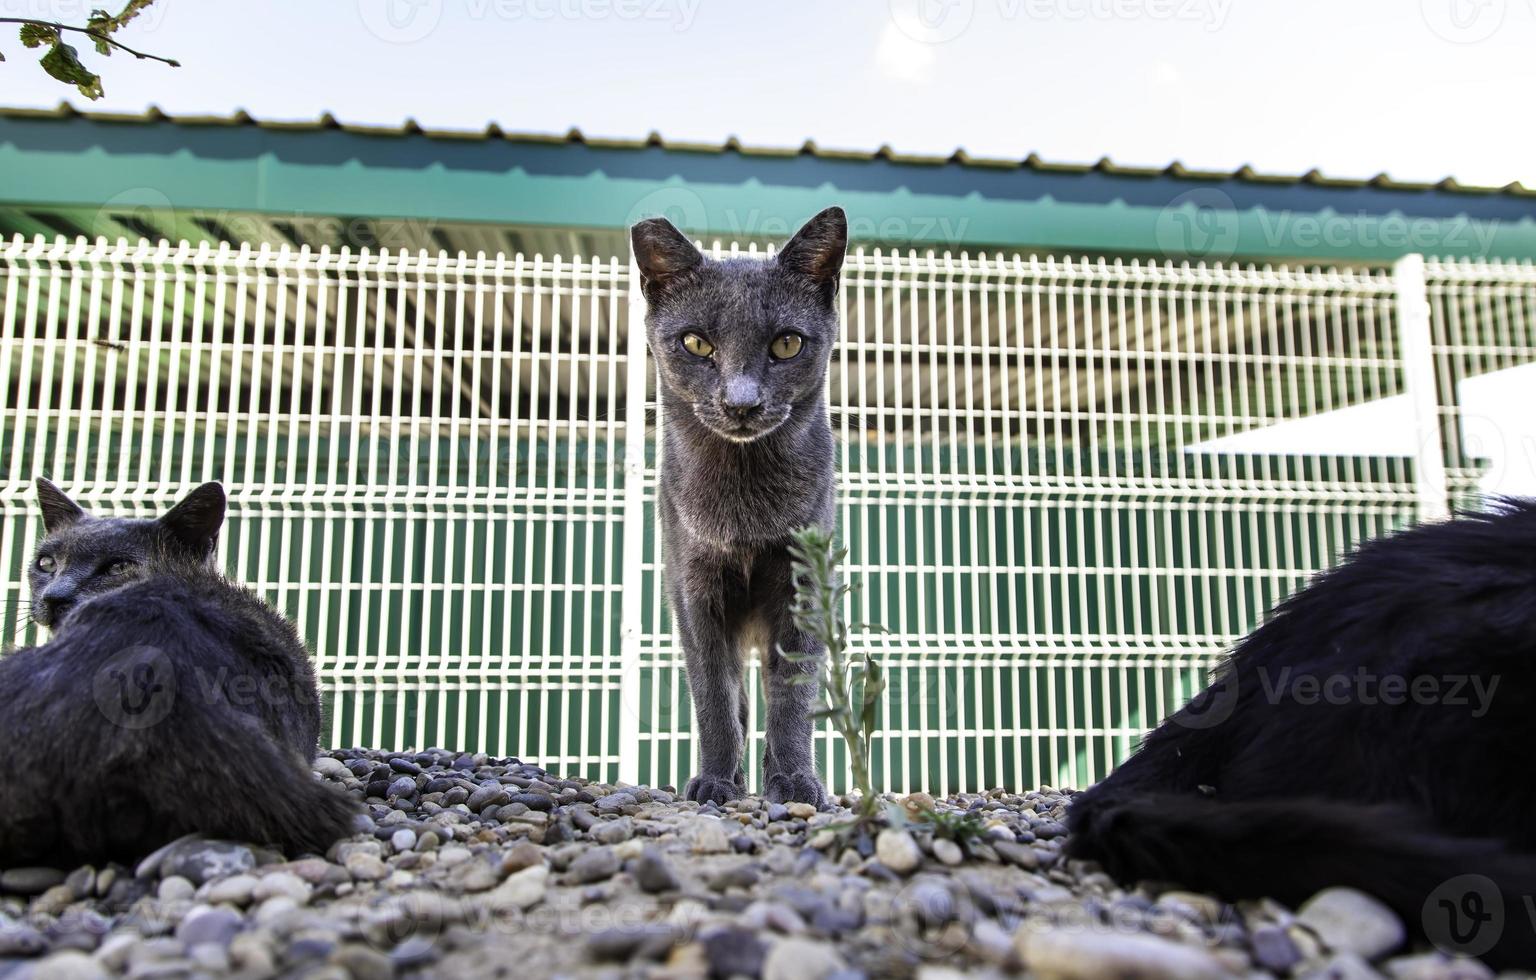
[0,750,1507,980]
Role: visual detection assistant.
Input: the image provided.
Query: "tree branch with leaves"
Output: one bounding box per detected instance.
[2,1,178,100]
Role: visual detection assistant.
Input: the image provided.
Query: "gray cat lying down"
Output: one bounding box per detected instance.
[0,479,355,866]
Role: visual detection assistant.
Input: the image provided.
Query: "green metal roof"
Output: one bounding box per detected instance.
[2,102,1533,262]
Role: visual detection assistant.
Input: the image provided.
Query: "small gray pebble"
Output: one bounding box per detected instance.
[567,847,621,884]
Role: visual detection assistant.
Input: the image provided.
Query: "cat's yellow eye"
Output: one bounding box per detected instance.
[107,560,135,575]
[771,333,804,360]
[681,333,715,358]
[35,555,55,573]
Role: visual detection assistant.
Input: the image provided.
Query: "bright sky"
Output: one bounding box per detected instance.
[3,0,1533,187]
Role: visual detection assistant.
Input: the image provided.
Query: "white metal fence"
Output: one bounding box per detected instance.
[1,236,1531,795]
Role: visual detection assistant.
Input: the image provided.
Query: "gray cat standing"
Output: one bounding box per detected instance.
[630,207,847,806]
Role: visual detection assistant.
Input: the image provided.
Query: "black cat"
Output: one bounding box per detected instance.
[630,207,847,806]
[0,479,356,866]
[1067,500,1536,967]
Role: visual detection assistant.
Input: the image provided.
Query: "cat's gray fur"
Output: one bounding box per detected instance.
[630,207,847,806]
[1,479,356,866]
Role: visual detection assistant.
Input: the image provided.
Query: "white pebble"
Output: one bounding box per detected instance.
[485,864,548,912]
[1298,887,1406,960]
[28,950,107,980]
[931,838,964,866]
[763,938,847,980]
[343,853,388,882]
[202,874,259,906]
[613,838,646,861]
[253,896,298,926]
[435,846,472,868]
[689,817,731,854]
[313,757,350,780]
[875,829,923,875]
[252,872,312,906]
[156,876,194,902]
[1016,927,1231,980]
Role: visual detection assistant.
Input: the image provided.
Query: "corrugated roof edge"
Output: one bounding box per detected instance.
[2,101,1531,198]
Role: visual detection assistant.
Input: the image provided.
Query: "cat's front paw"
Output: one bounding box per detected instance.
[764,771,829,808]
[685,774,744,805]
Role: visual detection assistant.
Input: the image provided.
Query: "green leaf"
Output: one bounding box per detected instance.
[39,41,104,99]
[93,0,155,33]
[86,11,113,53]
[861,666,883,734]
[851,622,892,634]
[19,24,59,48]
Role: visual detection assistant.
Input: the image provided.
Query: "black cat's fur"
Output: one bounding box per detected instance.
[1068,500,1536,967]
[0,479,356,866]
[630,207,847,807]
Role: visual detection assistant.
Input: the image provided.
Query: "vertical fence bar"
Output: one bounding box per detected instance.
[617,257,649,784]
[1395,253,1450,521]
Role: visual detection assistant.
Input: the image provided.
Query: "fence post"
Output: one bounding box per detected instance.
[617,257,649,785]
[1394,253,1450,521]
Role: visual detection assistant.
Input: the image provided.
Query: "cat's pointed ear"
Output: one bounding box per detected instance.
[159,482,226,561]
[36,477,87,533]
[631,217,704,306]
[777,207,847,306]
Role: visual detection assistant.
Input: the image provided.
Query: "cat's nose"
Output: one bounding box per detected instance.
[40,594,73,625]
[722,377,762,420]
